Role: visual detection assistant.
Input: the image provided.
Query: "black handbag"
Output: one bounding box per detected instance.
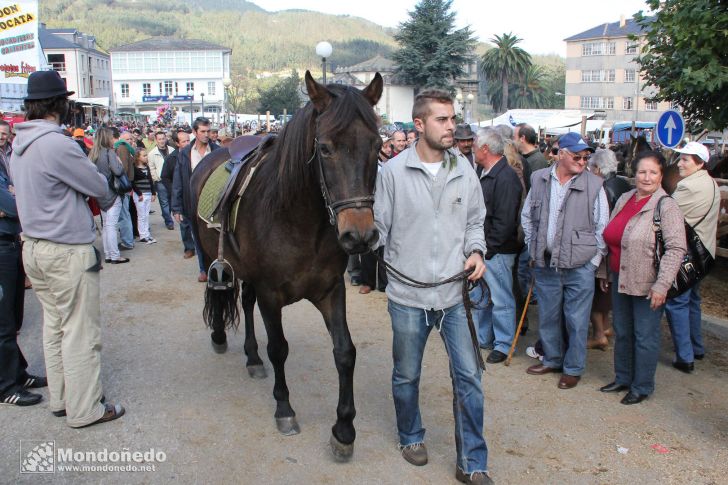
[653,187,716,298]
[106,150,132,195]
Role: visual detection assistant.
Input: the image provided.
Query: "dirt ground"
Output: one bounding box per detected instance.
[2,216,728,484]
[697,256,728,320]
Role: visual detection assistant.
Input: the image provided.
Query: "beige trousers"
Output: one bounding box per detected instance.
[22,237,105,427]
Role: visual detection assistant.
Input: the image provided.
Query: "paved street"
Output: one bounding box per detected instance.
[2,215,728,484]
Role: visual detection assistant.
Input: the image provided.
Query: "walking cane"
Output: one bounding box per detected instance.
[505,279,534,366]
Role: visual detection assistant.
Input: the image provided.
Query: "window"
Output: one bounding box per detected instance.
[163,80,173,96]
[208,81,216,96]
[625,43,638,54]
[623,97,633,110]
[121,83,129,98]
[186,82,194,94]
[624,69,635,83]
[580,96,614,109]
[581,69,615,82]
[645,100,658,111]
[581,41,616,56]
[143,83,151,96]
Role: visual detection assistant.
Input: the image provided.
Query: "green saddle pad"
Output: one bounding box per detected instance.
[197,162,242,231]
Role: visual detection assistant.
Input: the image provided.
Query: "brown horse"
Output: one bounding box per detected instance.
[189,71,383,460]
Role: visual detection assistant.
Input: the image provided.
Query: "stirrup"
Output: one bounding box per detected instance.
[207,260,235,290]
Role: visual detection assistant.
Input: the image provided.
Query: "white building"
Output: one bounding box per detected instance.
[39,24,112,101]
[109,38,231,121]
[332,55,415,123]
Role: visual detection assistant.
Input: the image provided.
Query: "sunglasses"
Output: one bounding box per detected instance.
[568,154,591,162]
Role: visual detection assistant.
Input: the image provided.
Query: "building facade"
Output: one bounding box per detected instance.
[564,16,671,123]
[109,38,231,121]
[39,25,112,101]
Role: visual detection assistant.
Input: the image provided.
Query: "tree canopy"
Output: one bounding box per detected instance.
[257,71,303,115]
[391,0,476,92]
[633,0,728,131]
[480,33,532,114]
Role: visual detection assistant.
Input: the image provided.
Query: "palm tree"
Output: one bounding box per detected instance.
[480,33,532,113]
[510,65,548,109]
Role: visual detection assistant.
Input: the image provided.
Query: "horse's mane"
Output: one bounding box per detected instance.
[252,84,379,214]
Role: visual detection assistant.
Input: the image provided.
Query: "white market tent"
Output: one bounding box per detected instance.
[74,97,110,107]
[477,109,603,134]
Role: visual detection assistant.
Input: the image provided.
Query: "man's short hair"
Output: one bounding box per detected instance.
[515,123,538,145]
[155,131,166,139]
[412,89,453,121]
[0,120,10,130]
[475,127,505,155]
[192,117,211,132]
[24,95,68,121]
[111,127,120,139]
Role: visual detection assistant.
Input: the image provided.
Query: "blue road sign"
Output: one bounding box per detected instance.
[655,110,685,148]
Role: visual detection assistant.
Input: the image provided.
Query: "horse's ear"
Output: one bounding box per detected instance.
[362,72,383,106]
[305,70,331,112]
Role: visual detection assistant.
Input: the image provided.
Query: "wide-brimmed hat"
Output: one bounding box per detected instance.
[558,132,594,153]
[454,124,475,140]
[675,141,709,163]
[25,70,74,101]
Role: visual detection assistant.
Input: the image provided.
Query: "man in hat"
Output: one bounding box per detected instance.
[9,70,125,426]
[454,124,476,167]
[520,132,608,389]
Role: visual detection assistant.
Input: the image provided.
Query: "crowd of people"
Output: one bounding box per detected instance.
[0,70,723,484]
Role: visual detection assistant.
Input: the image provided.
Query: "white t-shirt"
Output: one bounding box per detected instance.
[421,161,441,178]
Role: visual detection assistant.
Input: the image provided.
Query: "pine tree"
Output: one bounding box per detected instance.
[391,0,476,92]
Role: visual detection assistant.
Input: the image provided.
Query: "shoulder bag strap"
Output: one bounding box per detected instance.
[653,195,670,267]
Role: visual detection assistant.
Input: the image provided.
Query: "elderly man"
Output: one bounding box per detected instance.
[521,132,608,389]
[514,123,548,172]
[147,131,175,230]
[470,127,523,364]
[454,124,475,167]
[374,89,491,484]
[390,130,407,155]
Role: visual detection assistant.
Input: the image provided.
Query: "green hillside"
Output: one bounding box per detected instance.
[40,0,397,74]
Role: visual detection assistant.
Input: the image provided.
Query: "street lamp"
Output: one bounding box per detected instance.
[200,92,205,118]
[466,93,474,123]
[315,41,333,85]
[187,89,194,125]
[455,92,463,118]
[223,78,232,136]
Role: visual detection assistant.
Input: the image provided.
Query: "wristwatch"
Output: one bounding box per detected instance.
[469,249,484,258]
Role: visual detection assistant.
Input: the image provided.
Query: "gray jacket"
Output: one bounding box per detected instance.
[9,120,109,244]
[92,147,124,211]
[373,145,486,310]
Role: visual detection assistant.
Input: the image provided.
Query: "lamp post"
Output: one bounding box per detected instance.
[315,41,333,85]
[187,89,194,125]
[466,93,474,124]
[200,92,205,118]
[223,77,232,135]
[455,92,463,120]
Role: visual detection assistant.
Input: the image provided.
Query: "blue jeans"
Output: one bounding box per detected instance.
[517,246,535,301]
[117,194,134,247]
[611,275,664,395]
[665,284,705,363]
[470,253,517,353]
[155,182,173,227]
[179,217,195,253]
[533,263,595,376]
[388,300,488,474]
[189,224,205,273]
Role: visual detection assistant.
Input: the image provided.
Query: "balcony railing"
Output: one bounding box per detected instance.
[50,62,66,73]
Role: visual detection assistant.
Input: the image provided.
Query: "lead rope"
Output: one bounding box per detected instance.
[373,251,487,371]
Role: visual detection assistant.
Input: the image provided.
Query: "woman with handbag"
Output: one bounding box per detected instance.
[90,128,129,264]
[598,151,686,405]
[665,142,720,372]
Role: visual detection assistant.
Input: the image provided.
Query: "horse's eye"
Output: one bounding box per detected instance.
[319,144,332,157]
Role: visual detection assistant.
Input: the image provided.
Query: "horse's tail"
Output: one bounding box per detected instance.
[203,279,241,331]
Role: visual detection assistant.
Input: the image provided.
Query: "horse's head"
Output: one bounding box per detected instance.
[304,70,383,254]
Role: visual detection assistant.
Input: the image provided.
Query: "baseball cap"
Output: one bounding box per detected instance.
[72,128,84,137]
[558,132,594,153]
[675,141,709,163]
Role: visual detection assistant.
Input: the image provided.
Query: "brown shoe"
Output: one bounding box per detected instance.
[400,443,428,466]
[456,468,494,485]
[526,364,561,375]
[198,272,208,283]
[358,285,372,294]
[183,250,195,259]
[558,374,581,389]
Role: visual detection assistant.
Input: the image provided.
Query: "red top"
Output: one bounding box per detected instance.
[603,194,652,274]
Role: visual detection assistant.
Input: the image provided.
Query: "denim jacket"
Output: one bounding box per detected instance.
[373,144,486,310]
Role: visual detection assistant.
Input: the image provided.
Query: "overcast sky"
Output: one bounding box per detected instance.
[251,0,653,55]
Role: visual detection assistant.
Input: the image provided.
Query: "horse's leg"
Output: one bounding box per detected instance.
[311,278,356,461]
[257,297,299,435]
[241,282,266,379]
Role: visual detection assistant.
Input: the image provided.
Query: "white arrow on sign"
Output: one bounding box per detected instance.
[664,115,677,145]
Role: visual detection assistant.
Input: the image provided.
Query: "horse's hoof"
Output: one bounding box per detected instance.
[329,434,354,462]
[247,365,267,379]
[275,416,300,436]
[211,340,228,354]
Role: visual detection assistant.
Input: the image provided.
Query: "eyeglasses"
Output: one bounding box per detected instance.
[568,154,591,162]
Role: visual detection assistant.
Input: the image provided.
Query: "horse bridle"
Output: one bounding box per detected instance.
[307,137,375,226]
